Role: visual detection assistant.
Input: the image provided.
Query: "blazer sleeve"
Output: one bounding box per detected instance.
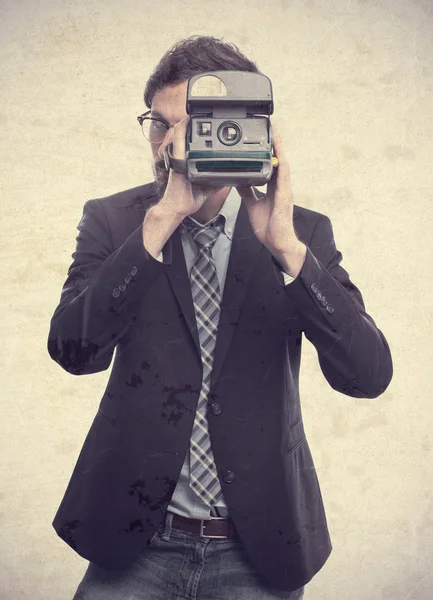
[47,199,168,375]
[282,215,393,398]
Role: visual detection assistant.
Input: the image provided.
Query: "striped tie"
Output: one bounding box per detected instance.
[183,214,225,506]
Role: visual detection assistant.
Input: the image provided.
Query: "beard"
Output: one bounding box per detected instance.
[152,159,169,199]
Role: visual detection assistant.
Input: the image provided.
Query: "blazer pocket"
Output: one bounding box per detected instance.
[96,407,117,427]
[286,417,306,455]
[149,530,161,546]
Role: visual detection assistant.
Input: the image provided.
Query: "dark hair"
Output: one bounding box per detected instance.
[144,35,260,108]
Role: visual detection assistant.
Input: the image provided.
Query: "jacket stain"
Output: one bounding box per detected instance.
[118,516,154,535]
[125,373,143,387]
[286,533,301,546]
[128,479,146,494]
[48,336,100,374]
[118,518,144,534]
[161,385,196,425]
[234,270,244,284]
[141,360,151,370]
[128,477,176,511]
[59,519,81,551]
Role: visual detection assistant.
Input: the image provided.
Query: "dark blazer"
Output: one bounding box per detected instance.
[48,182,392,592]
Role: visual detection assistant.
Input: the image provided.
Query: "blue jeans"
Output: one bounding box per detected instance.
[73,511,305,599]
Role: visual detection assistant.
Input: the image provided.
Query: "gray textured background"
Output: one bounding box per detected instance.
[1,0,432,598]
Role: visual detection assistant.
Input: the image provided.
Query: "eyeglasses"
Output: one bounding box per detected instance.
[137,110,170,144]
[137,110,212,143]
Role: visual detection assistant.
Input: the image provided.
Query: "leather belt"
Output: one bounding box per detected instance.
[170,513,239,539]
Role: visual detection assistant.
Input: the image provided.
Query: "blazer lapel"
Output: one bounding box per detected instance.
[165,225,203,360]
[210,201,262,387]
[149,184,299,389]
[165,200,263,387]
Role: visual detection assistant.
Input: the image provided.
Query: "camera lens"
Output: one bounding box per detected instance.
[217,121,242,146]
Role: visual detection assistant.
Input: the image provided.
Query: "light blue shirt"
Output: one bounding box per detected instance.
[154,188,294,518]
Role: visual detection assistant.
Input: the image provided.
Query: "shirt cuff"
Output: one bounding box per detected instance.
[155,249,294,284]
[270,255,297,286]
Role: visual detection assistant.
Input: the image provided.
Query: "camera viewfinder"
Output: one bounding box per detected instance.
[198,122,212,136]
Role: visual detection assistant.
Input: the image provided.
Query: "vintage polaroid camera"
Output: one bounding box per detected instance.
[164,70,277,187]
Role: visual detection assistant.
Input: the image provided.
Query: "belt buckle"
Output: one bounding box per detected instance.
[199,517,228,539]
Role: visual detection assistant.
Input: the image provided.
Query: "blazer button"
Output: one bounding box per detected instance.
[112,288,120,298]
[131,266,138,276]
[311,283,317,293]
[317,291,322,300]
[210,402,221,415]
[119,282,127,292]
[224,470,235,484]
[326,305,334,313]
[321,296,327,306]
[125,274,132,284]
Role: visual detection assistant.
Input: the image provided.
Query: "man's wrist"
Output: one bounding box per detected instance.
[146,202,185,226]
[269,242,307,279]
[142,204,184,259]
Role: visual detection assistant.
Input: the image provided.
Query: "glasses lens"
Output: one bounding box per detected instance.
[141,119,167,143]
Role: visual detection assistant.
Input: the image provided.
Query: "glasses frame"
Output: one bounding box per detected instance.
[137,110,170,143]
[137,110,215,144]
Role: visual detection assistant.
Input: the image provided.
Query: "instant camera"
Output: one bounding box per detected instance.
[164,70,277,187]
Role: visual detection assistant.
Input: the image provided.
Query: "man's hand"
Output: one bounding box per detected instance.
[236,124,307,278]
[158,115,225,219]
[142,115,229,258]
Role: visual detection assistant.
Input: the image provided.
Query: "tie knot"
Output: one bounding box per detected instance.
[183,214,225,250]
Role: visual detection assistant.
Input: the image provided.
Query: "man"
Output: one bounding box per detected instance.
[48,36,393,599]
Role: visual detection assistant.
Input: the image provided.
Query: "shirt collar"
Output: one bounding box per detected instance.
[181,187,241,241]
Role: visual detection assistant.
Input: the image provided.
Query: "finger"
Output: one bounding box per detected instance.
[236,185,259,203]
[266,168,278,199]
[270,123,286,164]
[270,122,291,195]
[172,115,190,159]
